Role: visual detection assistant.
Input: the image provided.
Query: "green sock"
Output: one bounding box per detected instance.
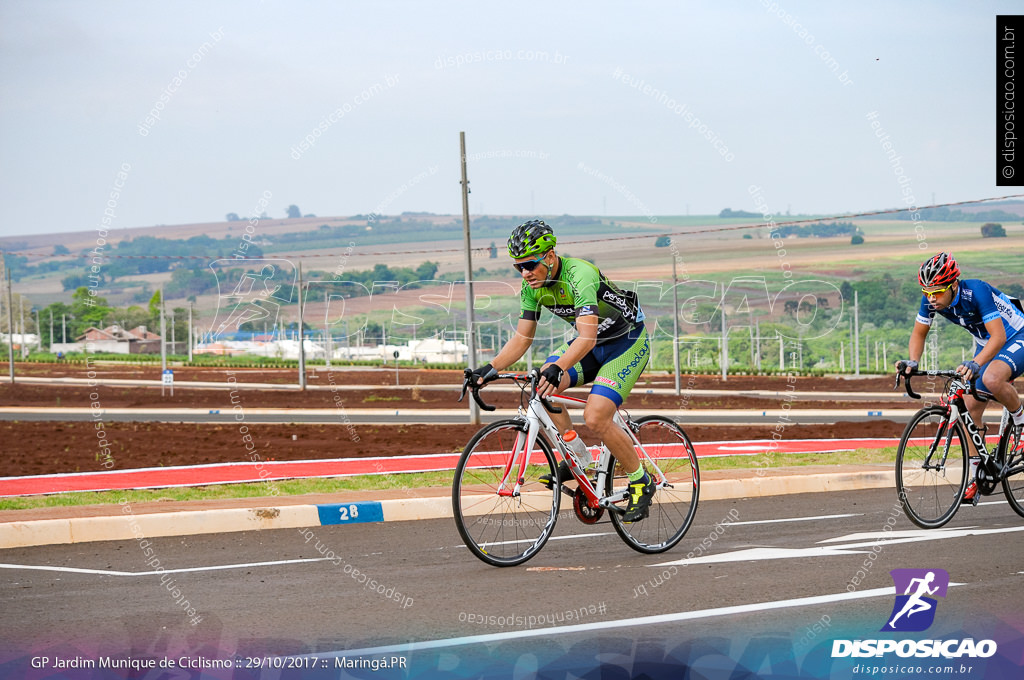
[627,466,646,483]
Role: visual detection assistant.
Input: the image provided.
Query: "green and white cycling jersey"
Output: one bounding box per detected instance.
[518,256,644,344]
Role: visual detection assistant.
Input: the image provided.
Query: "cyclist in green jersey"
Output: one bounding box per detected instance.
[469,220,655,522]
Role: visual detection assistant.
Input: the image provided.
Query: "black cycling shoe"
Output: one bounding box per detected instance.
[621,473,655,522]
[540,461,573,490]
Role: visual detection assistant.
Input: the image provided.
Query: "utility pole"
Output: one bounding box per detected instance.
[755,319,761,371]
[672,257,680,395]
[49,309,54,353]
[460,131,479,424]
[160,287,167,373]
[325,291,332,369]
[4,259,13,383]
[720,285,727,381]
[187,303,193,362]
[854,291,860,376]
[298,262,306,390]
[19,296,25,359]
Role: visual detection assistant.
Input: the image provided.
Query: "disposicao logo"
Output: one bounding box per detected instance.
[882,568,949,632]
[831,568,997,660]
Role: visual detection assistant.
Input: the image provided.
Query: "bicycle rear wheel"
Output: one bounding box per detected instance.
[606,415,700,553]
[452,419,560,567]
[999,424,1024,518]
[895,406,968,529]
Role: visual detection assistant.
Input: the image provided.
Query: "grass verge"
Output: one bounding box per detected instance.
[0,447,898,512]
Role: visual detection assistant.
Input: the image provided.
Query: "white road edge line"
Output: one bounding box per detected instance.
[456,532,616,549]
[729,513,862,526]
[0,557,334,576]
[314,585,918,658]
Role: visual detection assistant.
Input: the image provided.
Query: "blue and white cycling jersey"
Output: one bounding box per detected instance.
[916,279,1024,348]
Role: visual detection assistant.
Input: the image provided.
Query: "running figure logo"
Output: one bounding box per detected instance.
[881,568,950,632]
[206,259,296,341]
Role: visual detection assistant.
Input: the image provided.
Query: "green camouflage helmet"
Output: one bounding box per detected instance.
[507,219,557,258]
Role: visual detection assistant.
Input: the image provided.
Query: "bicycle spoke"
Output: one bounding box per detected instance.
[607,416,699,553]
[897,407,968,529]
[1001,426,1024,518]
[452,421,559,566]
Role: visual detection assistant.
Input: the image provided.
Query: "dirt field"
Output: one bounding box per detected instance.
[1,364,906,477]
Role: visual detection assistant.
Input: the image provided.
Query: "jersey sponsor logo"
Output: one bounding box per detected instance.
[601,289,627,309]
[549,305,575,316]
[601,288,639,322]
[616,338,649,383]
[578,304,598,317]
[595,376,619,388]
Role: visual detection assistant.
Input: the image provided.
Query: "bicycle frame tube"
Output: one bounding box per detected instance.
[535,394,671,506]
[944,381,997,461]
[525,393,613,504]
[480,379,675,510]
[495,427,528,498]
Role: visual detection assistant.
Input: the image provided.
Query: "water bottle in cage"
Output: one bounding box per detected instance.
[563,429,593,468]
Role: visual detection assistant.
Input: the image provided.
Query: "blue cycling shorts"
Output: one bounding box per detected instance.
[974,331,1024,399]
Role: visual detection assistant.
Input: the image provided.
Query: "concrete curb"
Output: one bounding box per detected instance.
[0,469,895,549]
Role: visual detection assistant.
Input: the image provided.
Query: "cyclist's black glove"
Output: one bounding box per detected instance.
[896,360,918,374]
[469,363,498,385]
[540,364,564,389]
[958,360,981,380]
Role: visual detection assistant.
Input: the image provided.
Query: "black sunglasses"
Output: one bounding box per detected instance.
[513,255,547,273]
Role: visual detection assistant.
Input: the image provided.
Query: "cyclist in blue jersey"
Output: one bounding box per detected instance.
[897,252,1024,501]
[468,220,655,522]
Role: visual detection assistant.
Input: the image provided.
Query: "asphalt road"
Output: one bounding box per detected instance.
[2,488,1023,677]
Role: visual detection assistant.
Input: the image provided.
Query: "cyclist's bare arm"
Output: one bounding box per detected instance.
[537,315,597,397]
[905,321,930,371]
[489,318,537,372]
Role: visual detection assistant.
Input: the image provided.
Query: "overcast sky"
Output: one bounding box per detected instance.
[0,1,1015,239]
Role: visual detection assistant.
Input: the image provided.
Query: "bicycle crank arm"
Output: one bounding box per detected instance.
[599,493,629,511]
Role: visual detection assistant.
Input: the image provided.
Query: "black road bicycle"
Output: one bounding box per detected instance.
[894,367,1024,529]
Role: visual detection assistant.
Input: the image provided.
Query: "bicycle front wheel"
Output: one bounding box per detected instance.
[607,415,700,553]
[895,406,968,529]
[452,419,560,567]
[999,424,1024,518]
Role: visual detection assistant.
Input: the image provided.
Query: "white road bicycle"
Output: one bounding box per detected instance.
[452,369,700,567]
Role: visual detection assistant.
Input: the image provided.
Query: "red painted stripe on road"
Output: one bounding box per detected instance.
[0,437,909,497]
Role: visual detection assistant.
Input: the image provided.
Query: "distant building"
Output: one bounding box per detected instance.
[52,325,162,354]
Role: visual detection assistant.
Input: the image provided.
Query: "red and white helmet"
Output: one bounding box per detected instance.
[918,252,960,288]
